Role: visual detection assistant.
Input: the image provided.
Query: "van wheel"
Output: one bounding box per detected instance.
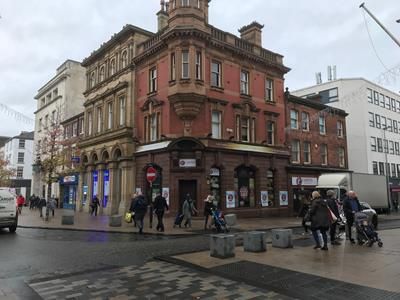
[372,216,378,230]
[9,224,17,233]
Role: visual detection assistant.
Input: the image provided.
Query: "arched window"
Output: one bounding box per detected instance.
[99,66,105,82]
[110,59,116,76]
[234,166,256,208]
[89,71,96,88]
[121,51,128,68]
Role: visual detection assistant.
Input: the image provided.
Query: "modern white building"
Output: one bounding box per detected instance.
[32,60,86,199]
[293,78,400,206]
[3,131,34,198]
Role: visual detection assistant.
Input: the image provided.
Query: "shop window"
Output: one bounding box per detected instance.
[266,170,275,207]
[234,166,256,208]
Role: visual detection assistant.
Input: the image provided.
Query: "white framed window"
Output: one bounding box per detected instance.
[290,110,298,129]
[119,96,126,126]
[97,107,103,133]
[337,120,344,137]
[110,59,116,76]
[211,111,221,139]
[18,139,25,149]
[320,144,328,165]
[195,51,202,80]
[338,147,345,167]
[375,114,381,129]
[181,50,189,79]
[241,117,250,142]
[17,152,24,164]
[149,67,157,92]
[121,51,128,68]
[266,121,275,145]
[319,115,326,134]
[372,161,378,174]
[303,141,311,164]
[211,61,221,87]
[301,112,309,131]
[265,78,273,102]
[88,112,93,135]
[291,140,300,163]
[240,70,249,95]
[371,137,377,151]
[16,167,23,178]
[377,138,383,152]
[107,102,113,130]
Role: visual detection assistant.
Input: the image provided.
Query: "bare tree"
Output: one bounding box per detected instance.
[0,158,15,187]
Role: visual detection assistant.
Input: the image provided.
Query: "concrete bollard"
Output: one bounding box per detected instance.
[271,229,293,248]
[224,214,237,226]
[61,214,74,225]
[243,231,267,252]
[109,215,122,227]
[210,234,236,259]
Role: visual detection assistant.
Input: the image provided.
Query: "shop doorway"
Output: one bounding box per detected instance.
[179,180,197,212]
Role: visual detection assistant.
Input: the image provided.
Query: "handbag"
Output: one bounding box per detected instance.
[328,207,338,223]
[124,212,133,223]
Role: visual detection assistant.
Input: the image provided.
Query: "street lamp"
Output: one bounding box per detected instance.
[382,127,393,213]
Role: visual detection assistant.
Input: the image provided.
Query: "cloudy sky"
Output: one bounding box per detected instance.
[0,0,399,137]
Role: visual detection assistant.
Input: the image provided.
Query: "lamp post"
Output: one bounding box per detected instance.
[382,127,393,213]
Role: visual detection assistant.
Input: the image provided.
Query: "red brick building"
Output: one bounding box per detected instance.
[133,0,291,217]
[285,92,348,215]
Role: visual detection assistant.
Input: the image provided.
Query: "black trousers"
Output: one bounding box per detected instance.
[346,215,355,240]
[204,214,211,229]
[330,222,337,242]
[156,210,165,232]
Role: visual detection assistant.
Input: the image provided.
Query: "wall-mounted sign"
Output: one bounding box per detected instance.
[210,168,220,176]
[162,187,170,206]
[71,156,80,163]
[261,191,269,207]
[179,159,196,168]
[146,166,157,183]
[279,191,289,206]
[291,177,318,186]
[226,191,236,208]
[63,175,77,184]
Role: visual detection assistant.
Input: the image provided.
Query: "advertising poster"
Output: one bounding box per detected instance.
[135,188,142,195]
[261,191,269,207]
[279,191,289,206]
[92,170,98,198]
[162,187,170,206]
[226,191,236,208]
[103,170,110,207]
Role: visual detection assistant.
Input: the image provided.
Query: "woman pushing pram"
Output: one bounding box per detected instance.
[354,212,383,247]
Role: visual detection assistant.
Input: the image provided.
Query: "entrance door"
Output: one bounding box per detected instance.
[179,180,197,213]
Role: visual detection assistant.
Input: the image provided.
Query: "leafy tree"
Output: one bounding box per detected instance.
[0,158,15,187]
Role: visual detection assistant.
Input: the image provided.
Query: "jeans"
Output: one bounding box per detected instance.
[346,215,355,240]
[312,229,328,246]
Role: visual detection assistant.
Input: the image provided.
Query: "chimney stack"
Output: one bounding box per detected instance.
[157,0,168,31]
[238,21,264,47]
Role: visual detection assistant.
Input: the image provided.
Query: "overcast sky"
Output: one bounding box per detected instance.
[0,0,399,137]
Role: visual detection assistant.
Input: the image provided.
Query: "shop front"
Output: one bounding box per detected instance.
[289,175,319,215]
[60,174,79,210]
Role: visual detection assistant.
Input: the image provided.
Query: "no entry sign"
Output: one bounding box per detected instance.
[146,167,157,183]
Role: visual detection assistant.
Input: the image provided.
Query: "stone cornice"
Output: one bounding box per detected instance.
[78,127,134,149]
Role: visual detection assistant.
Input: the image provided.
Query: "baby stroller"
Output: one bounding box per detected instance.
[210,207,229,233]
[354,212,383,247]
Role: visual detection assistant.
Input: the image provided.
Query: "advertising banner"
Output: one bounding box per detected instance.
[226,191,236,208]
[261,191,269,207]
[103,170,109,208]
[279,191,289,206]
[92,171,98,199]
[162,187,170,206]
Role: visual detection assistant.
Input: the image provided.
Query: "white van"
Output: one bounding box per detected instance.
[0,188,18,233]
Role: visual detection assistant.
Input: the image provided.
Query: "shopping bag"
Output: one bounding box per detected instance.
[124,212,133,223]
[328,207,337,223]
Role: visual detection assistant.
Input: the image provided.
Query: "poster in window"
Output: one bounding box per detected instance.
[162,187,170,206]
[226,191,236,208]
[135,188,142,195]
[279,191,289,206]
[261,191,269,207]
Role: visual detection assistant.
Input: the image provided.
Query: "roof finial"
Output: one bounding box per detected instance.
[160,0,165,11]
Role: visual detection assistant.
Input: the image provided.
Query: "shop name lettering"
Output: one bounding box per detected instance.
[0,197,13,203]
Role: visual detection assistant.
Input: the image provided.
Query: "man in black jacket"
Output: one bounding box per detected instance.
[153,192,169,232]
[130,192,147,234]
[343,190,362,244]
[326,190,341,245]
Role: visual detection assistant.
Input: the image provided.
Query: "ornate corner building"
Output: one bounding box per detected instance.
[78,0,293,217]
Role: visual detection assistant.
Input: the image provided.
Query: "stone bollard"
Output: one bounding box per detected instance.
[109,215,122,227]
[243,231,267,252]
[61,213,74,225]
[271,229,293,248]
[224,214,237,226]
[210,234,236,259]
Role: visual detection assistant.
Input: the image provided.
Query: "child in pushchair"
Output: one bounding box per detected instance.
[354,212,383,247]
[210,207,229,233]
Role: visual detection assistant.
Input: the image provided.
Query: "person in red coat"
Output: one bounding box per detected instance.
[17,194,25,214]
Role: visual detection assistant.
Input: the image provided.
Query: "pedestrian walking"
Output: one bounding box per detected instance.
[153,192,169,232]
[90,195,100,216]
[38,197,46,218]
[29,194,36,210]
[203,195,215,230]
[16,194,25,215]
[129,192,147,234]
[182,194,197,228]
[309,191,330,250]
[298,195,311,234]
[326,190,341,245]
[343,190,362,244]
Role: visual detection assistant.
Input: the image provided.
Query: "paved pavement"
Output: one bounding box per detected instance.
[16,207,303,235]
